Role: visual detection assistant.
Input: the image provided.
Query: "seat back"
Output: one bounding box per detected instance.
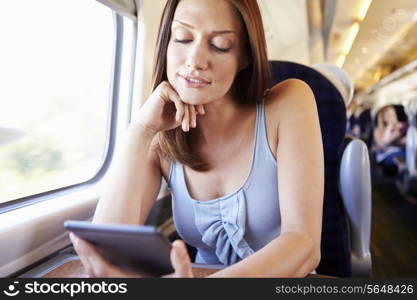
[269,60,351,277]
[406,126,417,176]
[339,137,372,276]
[358,109,373,148]
[405,99,417,176]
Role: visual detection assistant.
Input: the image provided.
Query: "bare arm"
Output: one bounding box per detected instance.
[73,81,206,278]
[93,81,204,225]
[93,124,162,225]
[208,79,323,277]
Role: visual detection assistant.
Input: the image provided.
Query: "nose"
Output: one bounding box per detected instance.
[185,39,209,71]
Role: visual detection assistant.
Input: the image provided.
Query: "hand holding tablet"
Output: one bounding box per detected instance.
[64,220,174,277]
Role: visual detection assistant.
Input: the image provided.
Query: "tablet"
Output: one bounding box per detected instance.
[64,220,174,277]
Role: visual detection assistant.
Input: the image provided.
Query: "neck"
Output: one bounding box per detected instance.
[190,94,253,146]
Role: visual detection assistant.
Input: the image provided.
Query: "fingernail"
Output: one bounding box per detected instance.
[175,241,186,252]
[172,240,181,249]
[174,245,183,257]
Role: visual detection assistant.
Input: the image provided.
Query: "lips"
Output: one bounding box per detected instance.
[179,73,211,85]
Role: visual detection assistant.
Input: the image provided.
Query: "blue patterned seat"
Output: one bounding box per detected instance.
[358,109,373,148]
[269,60,351,277]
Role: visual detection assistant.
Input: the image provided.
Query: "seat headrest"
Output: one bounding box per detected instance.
[269,60,347,152]
[312,63,354,107]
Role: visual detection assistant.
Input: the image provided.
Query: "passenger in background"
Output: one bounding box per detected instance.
[373,105,407,175]
[346,100,360,138]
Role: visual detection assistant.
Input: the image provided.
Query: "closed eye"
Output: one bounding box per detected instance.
[174,39,192,44]
[174,39,230,53]
[211,45,230,52]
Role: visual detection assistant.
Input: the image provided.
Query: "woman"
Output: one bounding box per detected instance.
[70,0,324,277]
[373,105,407,174]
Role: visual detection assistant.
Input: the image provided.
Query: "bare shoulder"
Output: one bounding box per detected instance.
[264,78,316,118]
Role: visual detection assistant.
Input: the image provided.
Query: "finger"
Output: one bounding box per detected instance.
[70,233,96,277]
[182,105,190,132]
[168,90,185,122]
[70,233,140,278]
[71,233,117,277]
[163,82,185,122]
[196,104,205,115]
[190,105,197,128]
[170,240,193,278]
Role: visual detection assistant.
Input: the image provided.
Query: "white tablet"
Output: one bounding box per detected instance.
[64,220,174,277]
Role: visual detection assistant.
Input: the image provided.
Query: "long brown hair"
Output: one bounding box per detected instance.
[152,0,270,171]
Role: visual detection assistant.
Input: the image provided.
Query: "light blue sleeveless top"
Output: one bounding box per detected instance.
[167,100,280,265]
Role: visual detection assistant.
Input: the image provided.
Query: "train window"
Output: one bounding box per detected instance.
[0,0,113,203]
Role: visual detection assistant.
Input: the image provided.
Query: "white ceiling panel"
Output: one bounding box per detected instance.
[258,0,310,64]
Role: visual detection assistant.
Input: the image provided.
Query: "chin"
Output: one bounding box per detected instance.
[181,96,208,106]
[177,90,211,105]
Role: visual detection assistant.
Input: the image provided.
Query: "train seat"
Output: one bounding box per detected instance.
[313,65,372,276]
[405,99,417,177]
[270,60,351,277]
[270,60,372,277]
[358,109,373,148]
[399,99,417,196]
[339,137,372,276]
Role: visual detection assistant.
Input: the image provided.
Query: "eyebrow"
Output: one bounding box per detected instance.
[173,19,236,35]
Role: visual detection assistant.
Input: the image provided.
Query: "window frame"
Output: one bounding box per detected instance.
[0,11,138,277]
[0,12,129,214]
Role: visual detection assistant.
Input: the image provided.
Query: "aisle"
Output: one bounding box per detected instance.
[370,169,417,277]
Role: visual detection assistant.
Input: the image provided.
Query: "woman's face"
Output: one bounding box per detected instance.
[166,0,247,105]
[382,107,398,125]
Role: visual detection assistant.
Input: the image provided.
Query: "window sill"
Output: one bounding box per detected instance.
[0,185,99,277]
